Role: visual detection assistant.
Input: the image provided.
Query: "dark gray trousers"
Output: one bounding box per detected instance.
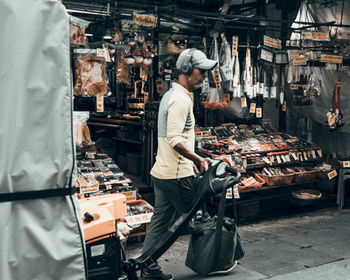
[142,175,195,272]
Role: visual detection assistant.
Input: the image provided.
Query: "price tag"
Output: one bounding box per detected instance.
[291,153,298,161]
[327,170,337,180]
[232,36,239,55]
[256,107,262,118]
[270,156,275,165]
[282,101,287,111]
[303,151,308,161]
[263,157,270,164]
[317,149,322,157]
[241,97,247,107]
[214,70,221,89]
[96,96,104,112]
[225,93,231,104]
[311,150,316,159]
[242,176,257,186]
[250,103,256,113]
[233,184,240,199]
[276,155,282,164]
[343,161,350,168]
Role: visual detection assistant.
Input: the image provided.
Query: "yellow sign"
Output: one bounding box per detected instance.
[292,57,307,65]
[232,36,239,55]
[312,32,330,41]
[133,12,157,27]
[263,35,282,49]
[321,54,343,64]
[327,170,337,180]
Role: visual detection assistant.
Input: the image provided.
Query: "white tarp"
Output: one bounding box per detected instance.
[0,0,86,279]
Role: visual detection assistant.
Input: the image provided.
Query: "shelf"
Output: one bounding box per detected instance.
[239,180,319,194]
[112,137,143,145]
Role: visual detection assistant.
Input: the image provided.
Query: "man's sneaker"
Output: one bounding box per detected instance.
[208,260,238,275]
[140,269,174,280]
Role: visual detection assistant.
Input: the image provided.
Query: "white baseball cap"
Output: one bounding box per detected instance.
[176,48,218,71]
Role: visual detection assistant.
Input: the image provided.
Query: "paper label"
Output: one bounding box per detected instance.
[133,12,157,27]
[337,32,350,39]
[270,156,275,165]
[299,152,304,162]
[260,48,274,62]
[233,185,240,199]
[241,97,247,107]
[214,70,221,89]
[311,150,316,159]
[250,103,256,113]
[303,151,308,161]
[282,101,287,111]
[281,155,287,162]
[263,35,282,49]
[320,54,343,64]
[288,50,308,60]
[91,244,105,257]
[343,161,350,168]
[327,170,337,180]
[256,107,262,118]
[96,48,107,59]
[285,154,291,162]
[242,176,257,186]
[225,93,231,104]
[317,149,322,157]
[276,155,281,164]
[232,36,239,55]
[80,184,99,194]
[312,32,330,41]
[292,57,307,65]
[125,213,153,226]
[291,153,298,161]
[96,96,104,112]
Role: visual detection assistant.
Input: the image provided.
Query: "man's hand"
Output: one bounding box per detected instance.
[197,157,213,173]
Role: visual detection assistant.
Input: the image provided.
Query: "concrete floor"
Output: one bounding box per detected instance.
[125,206,350,280]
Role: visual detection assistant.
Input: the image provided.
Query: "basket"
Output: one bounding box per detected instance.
[292,189,322,200]
[237,173,265,192]
[254,170,294,186]
[293,168,317,184]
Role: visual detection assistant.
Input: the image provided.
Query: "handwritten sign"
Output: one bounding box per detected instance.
[263,35,282,49]
[327,170,337,180]
[320,54,343,64]
[133,13,157,27]
[242,177,257,186]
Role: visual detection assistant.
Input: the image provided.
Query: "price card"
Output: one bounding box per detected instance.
[343,161,350,168]
[256,107,262,118]
[285,154,291,162]
[263,157,270,164]
[276,155,282,164]
[233,184,240,199]
[270,156,275,165]
[242,176,257,186]
[96,96,104,112]
[291,153,298,161]
[327,170,337,180]
[282,101,287,112]
[303,151,308,161]
[250,103,256,113]
[232,36,239,55]
[311,150,316,159]
[241,97,247,107]
[317,149,322,157]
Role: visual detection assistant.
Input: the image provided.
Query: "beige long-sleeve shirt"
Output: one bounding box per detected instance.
[150,83,195,179]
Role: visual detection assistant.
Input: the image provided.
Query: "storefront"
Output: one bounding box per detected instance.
[1,0,350,279]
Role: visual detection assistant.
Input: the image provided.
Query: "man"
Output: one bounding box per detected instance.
[140,48,218,280]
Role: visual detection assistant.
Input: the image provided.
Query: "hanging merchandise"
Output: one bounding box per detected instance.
[306,70,322,97]
[243,39,254,99]
[270,66,278,99]
[263,68,270,99]
[69,16,90,46]
[201,37,210,95]
[73,49,108,97]
[327,82,344,130]
[219,33,233,83]
[280,73,285,105]
[232,42,241,98]
[203,33,228,110]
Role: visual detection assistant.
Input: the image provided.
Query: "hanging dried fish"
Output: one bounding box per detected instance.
[243,40,253,99]
[327,82,344,130]
[232,51,240,98]
[219,33,233,82]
